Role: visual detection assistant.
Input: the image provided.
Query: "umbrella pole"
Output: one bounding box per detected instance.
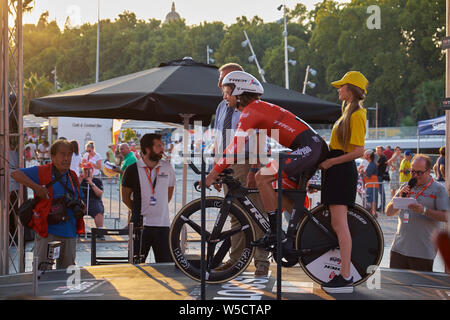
[180,114,194,254]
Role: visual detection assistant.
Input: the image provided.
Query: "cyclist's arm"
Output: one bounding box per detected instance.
[212,112,255,174]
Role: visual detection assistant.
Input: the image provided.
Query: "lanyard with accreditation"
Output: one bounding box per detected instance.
[144,166,159,206]
[411,178,433,200]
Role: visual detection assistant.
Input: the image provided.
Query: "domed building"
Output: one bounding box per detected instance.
[164,2,181,24]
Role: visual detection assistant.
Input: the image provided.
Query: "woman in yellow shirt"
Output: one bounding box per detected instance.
[318,71,368,293]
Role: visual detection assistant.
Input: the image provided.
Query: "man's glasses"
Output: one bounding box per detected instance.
[86,150,92,153]
[411,169,428,176]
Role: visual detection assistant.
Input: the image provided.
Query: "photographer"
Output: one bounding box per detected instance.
[11,139,85,271]
[80,162,105,239]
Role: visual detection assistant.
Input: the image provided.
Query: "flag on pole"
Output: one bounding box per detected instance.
[112,119,123,150]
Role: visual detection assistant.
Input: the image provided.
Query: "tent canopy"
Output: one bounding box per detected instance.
[417,115,446,136]
[30,58,340,126]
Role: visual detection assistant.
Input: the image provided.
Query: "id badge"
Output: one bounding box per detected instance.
[403,213,409,224]
[150,196,157,206]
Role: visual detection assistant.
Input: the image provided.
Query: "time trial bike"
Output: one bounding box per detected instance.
[169,162,384,285]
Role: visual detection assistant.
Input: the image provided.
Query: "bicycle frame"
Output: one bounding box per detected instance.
[214,177,339,253]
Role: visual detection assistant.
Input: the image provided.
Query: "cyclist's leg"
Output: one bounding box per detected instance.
[228,164,270,269]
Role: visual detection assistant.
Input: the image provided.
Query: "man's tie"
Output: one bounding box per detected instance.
[222,107,234,152]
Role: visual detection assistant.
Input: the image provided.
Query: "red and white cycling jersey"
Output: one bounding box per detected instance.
[213,100,316,174]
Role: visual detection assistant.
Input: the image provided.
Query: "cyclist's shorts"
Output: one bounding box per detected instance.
[262,132,328,188]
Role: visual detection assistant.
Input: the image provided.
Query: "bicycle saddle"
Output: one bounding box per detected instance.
[222,168,234,175]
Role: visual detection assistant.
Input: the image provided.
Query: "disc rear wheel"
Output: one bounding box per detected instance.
[296,204,384,286]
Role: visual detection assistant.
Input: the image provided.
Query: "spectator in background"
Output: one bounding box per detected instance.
[357,149,372,175]
[70,140,82,178]
[364,151,379,218]
[24,146,33,167]
[433,147,445,185]
[112,143,138,224]
[387,146,402,197]
[25,138,37,161]
[112,143,137,178]
[130,142,141,160]
[37,141,50,164]
[357,149,372,203]
[106,144,116,164]
[386,154,449,272]
[383,145,394,161]
[80,162,105,238]
[399,150,413,184]
[376,146,387,212]
[82,141,102,178]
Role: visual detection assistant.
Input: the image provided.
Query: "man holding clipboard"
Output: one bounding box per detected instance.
[385,154,448,271]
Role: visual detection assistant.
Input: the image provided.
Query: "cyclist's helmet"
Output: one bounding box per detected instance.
[222,71,264,96]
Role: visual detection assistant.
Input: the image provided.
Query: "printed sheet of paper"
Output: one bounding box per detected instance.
[392,197,418,210]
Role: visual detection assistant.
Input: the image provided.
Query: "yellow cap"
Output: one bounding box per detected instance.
[331,71,369,94]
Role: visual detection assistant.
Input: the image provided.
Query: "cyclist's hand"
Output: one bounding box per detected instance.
[200,170,219,189]
[214,183,222,192]
[246,172,257,188]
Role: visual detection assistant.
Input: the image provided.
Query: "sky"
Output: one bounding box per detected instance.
[22,0,350,28]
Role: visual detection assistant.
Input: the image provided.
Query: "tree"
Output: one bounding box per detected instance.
[23,73,53,114]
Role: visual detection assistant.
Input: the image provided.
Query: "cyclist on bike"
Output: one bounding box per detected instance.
[204,71,329,247]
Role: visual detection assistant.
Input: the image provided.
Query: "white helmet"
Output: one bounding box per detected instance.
[222,71,264,96]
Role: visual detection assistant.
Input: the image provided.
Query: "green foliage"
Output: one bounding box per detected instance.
[120,128,138,143]
[23,1,446,125]
[23,73,53,114]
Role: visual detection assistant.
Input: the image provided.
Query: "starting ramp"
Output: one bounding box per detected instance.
[0,263,449,300]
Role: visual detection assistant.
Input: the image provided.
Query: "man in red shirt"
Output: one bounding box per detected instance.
[204,71,328,246]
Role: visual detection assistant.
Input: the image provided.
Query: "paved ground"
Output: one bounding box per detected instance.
[1,263,448,300]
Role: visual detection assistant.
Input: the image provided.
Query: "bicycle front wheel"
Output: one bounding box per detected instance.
[296,204,384,286]
[170,196,256,283]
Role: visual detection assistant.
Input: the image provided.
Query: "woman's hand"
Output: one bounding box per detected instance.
[318,158,335,170]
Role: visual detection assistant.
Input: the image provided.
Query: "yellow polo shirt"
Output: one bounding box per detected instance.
[329,107,366,152]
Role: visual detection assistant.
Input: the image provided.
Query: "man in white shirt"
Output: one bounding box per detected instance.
[122,134,175,263]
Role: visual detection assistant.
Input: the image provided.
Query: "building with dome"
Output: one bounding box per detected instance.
[164,2,181,24]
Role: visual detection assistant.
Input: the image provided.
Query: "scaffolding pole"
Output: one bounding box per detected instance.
[0,0,24,275]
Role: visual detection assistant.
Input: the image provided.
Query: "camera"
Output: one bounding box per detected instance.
[67,198,86,219]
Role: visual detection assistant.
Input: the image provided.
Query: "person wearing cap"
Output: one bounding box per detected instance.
[318,71,369,293]
[79,162,105,235]
[399,150,413,184]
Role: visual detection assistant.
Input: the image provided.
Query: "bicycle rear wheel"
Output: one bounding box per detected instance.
[170,196,256,283]
[296,204,384,286]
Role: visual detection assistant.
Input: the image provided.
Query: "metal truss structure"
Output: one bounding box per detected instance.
[1,0,24,275]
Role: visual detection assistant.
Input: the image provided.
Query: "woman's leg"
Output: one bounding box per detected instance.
[329,204,352,279]
[94,212,104,228]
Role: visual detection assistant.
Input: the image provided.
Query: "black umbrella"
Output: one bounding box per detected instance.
[30,58,340,125]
